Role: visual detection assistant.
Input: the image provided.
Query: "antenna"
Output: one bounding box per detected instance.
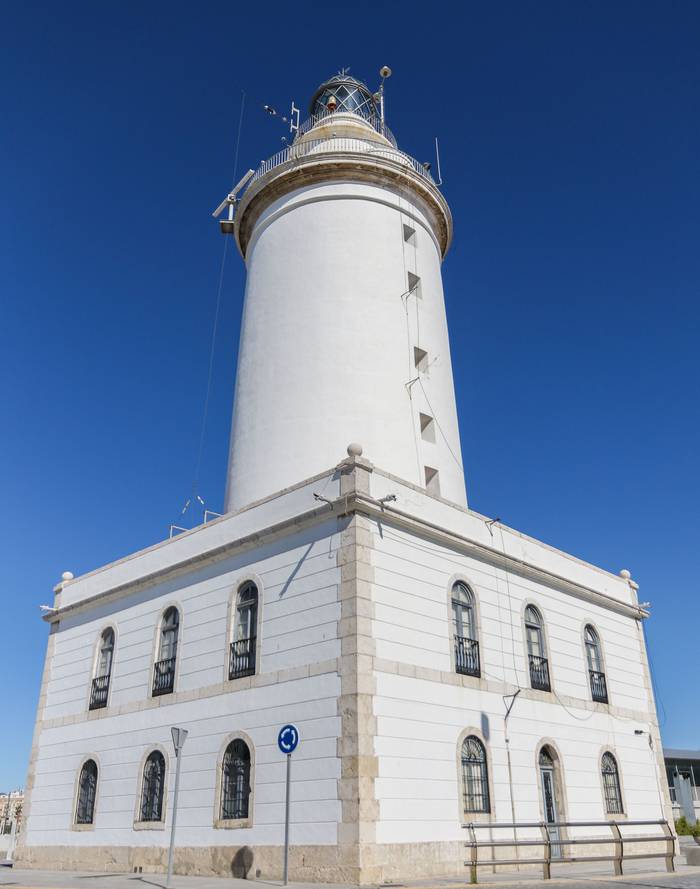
[212,168,255,235]
[434,137,443,186]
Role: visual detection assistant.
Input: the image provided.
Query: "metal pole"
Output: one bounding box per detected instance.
[283,753,291,885]
[166,748,183,888]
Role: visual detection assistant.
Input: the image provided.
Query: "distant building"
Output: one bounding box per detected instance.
[17,70,671,883]
[0,791,23,836]
[664,748,700,820]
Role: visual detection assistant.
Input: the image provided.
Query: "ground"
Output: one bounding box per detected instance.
[0,862,699,889]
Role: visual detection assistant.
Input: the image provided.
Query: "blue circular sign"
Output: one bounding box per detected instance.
[278,724,299,754]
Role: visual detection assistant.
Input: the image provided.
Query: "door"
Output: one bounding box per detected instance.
[540,765,562,858]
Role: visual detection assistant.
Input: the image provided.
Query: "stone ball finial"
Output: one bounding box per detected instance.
[61,571,74,582]
[619,569,631,580]
[347,442,363,457]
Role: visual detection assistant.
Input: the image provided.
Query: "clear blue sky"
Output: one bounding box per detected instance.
[2,1,698,789]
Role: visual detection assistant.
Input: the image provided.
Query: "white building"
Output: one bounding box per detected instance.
[17,71,671,883]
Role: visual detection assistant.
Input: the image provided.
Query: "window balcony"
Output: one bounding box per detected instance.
[229,636,256,680]
[454,636,480,678]
[589,669,609,704]
[152,656,176,696]
[529,654,551,691]
[89,675,110,710]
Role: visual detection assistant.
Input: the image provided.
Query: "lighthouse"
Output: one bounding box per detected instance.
[19,69,671,884]
[224,71,466,510]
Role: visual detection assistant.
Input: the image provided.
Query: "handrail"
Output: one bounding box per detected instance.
[249,137,436,189]
[295,108,397,146]
[463,819,675,882]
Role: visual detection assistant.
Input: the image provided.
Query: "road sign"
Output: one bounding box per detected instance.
[278,724,299,755]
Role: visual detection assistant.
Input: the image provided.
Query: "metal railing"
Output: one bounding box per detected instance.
[295,108,397,146]
[152,657,176,696]
[529,654,551,691]
[229,636,256,680]
[464,819,675,882]
[455,636,481,678]
[250,137,435,188]
[590,669,609,703]
[88,675,110,710]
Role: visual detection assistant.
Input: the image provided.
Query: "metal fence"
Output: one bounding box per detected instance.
[463,819,675,882]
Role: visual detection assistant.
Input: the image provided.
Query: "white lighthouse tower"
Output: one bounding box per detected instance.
[225,71,466,510]
[19,69,671,885]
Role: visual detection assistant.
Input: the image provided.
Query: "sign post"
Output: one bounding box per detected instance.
[167,727,188,888]
[277,724,299,886]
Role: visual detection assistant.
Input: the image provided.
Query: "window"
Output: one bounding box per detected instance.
[153,607,179,696]
[413,346,429,373]
[461,736,490,814]
[229,582,258,680]
[89,628,114,710]
[451,582,480,677]
[221,739,252,820]
[419,412,436,443]
[585,625,608,703]
[139,751,166,822]
[75,760,98,825]
[602,752,623,814]
[525,605,551,691]
[403,223,416,243]
[407,271,422,299]
[424,465,440,496]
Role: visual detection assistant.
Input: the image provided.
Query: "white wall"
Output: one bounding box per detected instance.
[226,178,466,511]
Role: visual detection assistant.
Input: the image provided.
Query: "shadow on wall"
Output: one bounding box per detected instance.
[231,846,255,878]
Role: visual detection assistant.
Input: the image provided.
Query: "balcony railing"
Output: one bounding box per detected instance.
[590,669,609,703]
[250,137,436,189]
[89,675,110,710]
[295,107,398,146]
[229,636,256,680]
[529,654,551,691]
[152,656,176,696]
[455,636,480,678]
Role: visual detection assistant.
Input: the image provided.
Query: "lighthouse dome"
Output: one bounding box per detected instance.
[309,72,377,118]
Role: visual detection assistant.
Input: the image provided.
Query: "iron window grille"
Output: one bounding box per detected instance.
[529,654,551,692]
[152,657,176,696]
[221,739,251,820]
[461,736,490,814]
[75,759,98,824]
[590,670,609,704]
[229,636,256,680]
[602,752,624,814]
[454,636,481,677]
[89,675,110,710]
[140,751,166,822]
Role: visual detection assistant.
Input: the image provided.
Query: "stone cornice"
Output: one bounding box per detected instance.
[46,489,646,625]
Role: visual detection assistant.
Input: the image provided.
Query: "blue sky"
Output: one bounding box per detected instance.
[2,1,699,788]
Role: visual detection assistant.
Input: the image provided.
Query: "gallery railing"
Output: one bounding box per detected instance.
[152,656,176,696]
[463,819,676,882]
[529,654,551,691]
[454,636,480,678]
[229,636,256,680]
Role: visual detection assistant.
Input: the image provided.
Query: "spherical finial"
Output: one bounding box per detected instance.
[61,571,74,582]
[347,442,363,457]
[619,569,631,580]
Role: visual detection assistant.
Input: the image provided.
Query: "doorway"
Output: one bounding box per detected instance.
[539,747,563,858]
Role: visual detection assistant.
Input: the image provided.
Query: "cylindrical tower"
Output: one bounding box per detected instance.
[225,72,466,511]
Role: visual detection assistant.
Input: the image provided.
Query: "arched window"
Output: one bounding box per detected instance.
[451,582,480,677]
[89,628,114,710]
[139,751,166,822]
[221,739,252,820]
[229,582,258,680]
[75,759,98,825]
[153,607,179,696]
[601,752,623,814]
[525,605,550,691]
[461,736,490,814]
[585,625,608,703]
